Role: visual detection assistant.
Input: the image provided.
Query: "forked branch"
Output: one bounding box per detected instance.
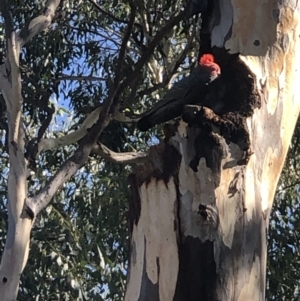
[26,2,190,220]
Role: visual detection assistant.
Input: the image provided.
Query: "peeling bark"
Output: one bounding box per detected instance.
[0,1,192,299]
[125,0,300,300]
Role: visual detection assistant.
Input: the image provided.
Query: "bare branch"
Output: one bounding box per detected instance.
[55,74,107,82]
[76,3,137,146]
[30,107,137,162]
[114,2,136,87]
[92,143,149,164]
[37,107,102,155]
[18,0,62,47]
[118,7,189,93]
[26,158,81,216]
[26,4,189,217]
[26,116,140,218]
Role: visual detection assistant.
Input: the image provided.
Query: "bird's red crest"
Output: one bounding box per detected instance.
[199,54,215,65]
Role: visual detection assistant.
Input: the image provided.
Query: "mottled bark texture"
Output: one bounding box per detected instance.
[125,0,300,300]
[0,1,62,300]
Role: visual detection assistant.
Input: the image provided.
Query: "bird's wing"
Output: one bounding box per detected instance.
[141,74,201,117]
[137,68,214,131]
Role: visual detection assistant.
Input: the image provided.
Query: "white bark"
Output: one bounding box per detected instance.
[125,0,300,300]
[37,107,139,156]
[37,107,103,155]
[0,1,61,299]
[0,36,31,301]
[125,180,179,301]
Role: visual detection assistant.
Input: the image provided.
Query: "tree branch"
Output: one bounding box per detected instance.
[26,158,81,216]
[86,0,142,29]
[0,2,28,226]
[276,181,300,193]
[92,143,149,164]
[26,105,55,170]
[65,24,122,47]
[55,74,107,82]
[113,2,136,88]
[0,3,31,295]
[25,4,188,217]
[118,6,189,93]
[36,106,102,156]
[34,109,138,153]
[25,5,138,216]
[75,2,137,146]
[0,0,14,38]
[18,0,62,47]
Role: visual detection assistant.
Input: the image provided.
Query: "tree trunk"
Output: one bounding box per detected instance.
[124,0,300,300]
[0,1,61,299]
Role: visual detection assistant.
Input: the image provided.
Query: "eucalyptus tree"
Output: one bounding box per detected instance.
[0,0,300,300]
[0,0,201,299]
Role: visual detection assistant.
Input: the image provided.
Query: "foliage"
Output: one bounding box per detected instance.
[267,119,300,301]
[0,0,200,299]
[0,0,299,300]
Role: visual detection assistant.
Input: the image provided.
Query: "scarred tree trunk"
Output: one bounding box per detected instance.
[124,1,300,300]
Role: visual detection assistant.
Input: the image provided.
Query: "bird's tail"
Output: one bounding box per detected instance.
[137,116,154,132]
[136,98,181,131]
